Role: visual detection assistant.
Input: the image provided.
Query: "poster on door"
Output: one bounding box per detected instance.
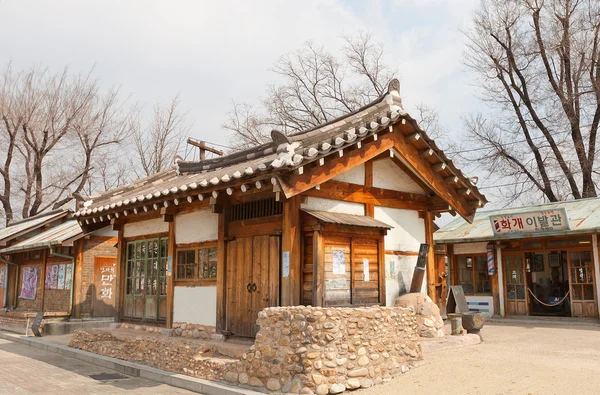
[332,249,346,275]
[363,258,370,282]
[65,264,73,290]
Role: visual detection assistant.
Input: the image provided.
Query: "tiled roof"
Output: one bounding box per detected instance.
[0,220,83,253]
[302,210,392,229]
[75,79,486,221]
[0,209,69,246]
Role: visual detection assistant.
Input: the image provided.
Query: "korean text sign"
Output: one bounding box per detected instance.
[490,208,570,235]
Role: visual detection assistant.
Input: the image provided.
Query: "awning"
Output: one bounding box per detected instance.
[0,209,69,246]
[302,209,393,229]
[0,220,84,254]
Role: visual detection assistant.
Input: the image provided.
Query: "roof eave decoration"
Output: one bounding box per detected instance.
[74,78,486,224]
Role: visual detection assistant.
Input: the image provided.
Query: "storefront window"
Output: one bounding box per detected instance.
[456,255,491,295]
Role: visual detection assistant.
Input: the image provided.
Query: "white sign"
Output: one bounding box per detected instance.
[332,249,346,275]
[490,208,570,235]
[282,251,290,278]
[363,258,369,282]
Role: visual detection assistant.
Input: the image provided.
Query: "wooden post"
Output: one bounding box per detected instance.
[73,239,85,318]
[116,227,125,323]
[166,220,176,329]
[496,246,506,317]
[281,195,301,306]
[424,211,436,302]
[216,208,227,333]
[40,250,48,313]
[378,234,386,305]
[312,230,324,307]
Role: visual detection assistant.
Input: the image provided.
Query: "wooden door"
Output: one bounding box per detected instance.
[226,235,280,337]
[504,253,527,315]
[93,256,118,317]
[568,250,598,318]
[351,238,380,305]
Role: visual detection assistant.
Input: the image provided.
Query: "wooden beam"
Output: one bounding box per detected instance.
[166,220,176,329]
[392,126,475,221]
[279,133,395,198]
[116,226,125,323]
[303,180,427,211]
[432,162,447,172]
[281,195,301,306]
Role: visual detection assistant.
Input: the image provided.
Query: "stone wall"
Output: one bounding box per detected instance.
[224,305,422,394]
[172,322,216,339]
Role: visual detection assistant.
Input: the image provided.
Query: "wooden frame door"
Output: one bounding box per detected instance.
[568,250,598,318]
[504,252,527,315]
[226,235,280,337]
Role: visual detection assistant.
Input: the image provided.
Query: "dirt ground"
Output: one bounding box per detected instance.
[360,321,600,395]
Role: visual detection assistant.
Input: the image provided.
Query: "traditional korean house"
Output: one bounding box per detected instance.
[75,79,486,337]
[435,198,600,320]
[0,208,118,333]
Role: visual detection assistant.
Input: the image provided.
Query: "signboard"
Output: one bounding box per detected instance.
[490,208,570,235]
[282,251,290,278]
[362,258,369,282]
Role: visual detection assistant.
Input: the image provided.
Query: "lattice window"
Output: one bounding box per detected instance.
[229,197,283,222]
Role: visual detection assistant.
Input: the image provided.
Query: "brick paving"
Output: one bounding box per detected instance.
[0,338,197,394]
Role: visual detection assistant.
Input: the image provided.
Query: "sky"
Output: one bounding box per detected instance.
[0,0,485,223]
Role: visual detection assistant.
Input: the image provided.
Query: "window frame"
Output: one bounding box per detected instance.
[453,253,492,296]
[175,241,218,286]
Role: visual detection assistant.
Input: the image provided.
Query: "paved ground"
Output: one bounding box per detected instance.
[361,320,600,395]
[0,338,197,395]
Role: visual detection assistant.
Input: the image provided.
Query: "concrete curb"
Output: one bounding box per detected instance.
[0,331,259,395]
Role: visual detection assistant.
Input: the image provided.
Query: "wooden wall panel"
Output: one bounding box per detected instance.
[302,232,314,305]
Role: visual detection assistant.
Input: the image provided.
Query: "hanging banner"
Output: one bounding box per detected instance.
[487,249,495,276]
[0,266,5,288]
[490,208,570,235]
[20,267,38,300]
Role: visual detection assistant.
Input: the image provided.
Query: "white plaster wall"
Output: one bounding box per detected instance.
[453,242,488,255]
[175,210,218,244]
[375,207,427,304]
[385,254,427,306]
[301,197,364,215]
[373,158,425,194]
[332,163,365,185]
[123,218,168,238]
[91,226,118,237]
[173,286,217,326]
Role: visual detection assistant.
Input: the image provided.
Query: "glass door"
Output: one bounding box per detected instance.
[504,252,527,315]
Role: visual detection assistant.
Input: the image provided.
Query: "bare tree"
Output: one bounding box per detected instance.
[132,94,189,177]
[223,33,396,149]
[0,65,134,225]
[462,0,600,203]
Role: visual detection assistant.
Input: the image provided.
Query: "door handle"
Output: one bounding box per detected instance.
[251,283,257,292]
[247,283,252,293]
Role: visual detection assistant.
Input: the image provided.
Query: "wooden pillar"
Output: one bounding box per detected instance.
[378,233,386,305]
[496,246,506,317]
[312,230,324,307]
[281,195,301,306]
[73,239,85,318]
[40,250,48,313]
[166,220,176,329]
[216,210,227,333]
[364,161,374,217]
[115,227,125,322]
[424,211,436,302]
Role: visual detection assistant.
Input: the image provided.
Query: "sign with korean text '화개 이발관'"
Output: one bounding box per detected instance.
[490,208,570,235]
